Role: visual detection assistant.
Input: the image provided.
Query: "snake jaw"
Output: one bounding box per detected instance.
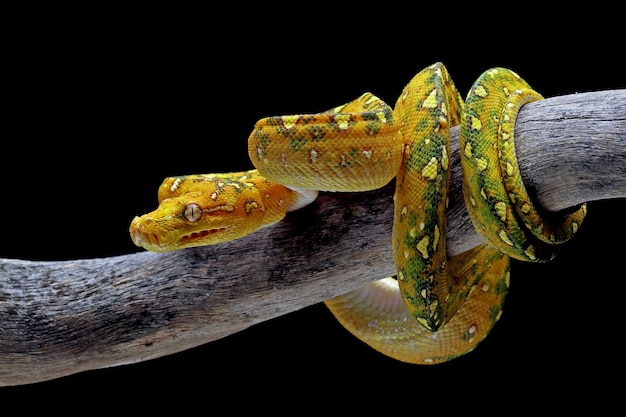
[129,210,234,252]
[177,227,228,247]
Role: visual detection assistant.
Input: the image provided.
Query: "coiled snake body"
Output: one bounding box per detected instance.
[129,63,586,364]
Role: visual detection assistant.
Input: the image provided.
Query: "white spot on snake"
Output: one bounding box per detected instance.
[494,202,507,222]
[429,300,439,317]
[506,162,514,176]
[332,104,344,113]
[416,317,429,328]
[170,178,182,192]
[416,236,430,259]
[498,230,514,246]
[282,115,299,129]
[470,115,482,131]
[433,66,443,80]
[422,157,438,180]
[441,146,449,170]
[464,143,472,158]
[508,192,517,203]
[422,89,438,109]
[474,85,488,97]
[476,157,488,171]
[335,114,350,130]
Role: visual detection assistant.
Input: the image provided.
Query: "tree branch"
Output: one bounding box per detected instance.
[1,90,624,386]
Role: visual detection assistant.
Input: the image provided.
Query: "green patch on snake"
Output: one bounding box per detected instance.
[364,121,383,135]
[487,305,502,324]
[405,135,446,173]
[494,273,509,298]
[461,326,477,342]
[264,116,283,126]
[251,129,270,154]
[404,210,419,227]
[305,125,328,141]
[288,136,308,152]
[411,115,430,134]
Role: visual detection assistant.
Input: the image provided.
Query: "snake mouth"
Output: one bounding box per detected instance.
[130,227,228,251]
[178,228,227,245]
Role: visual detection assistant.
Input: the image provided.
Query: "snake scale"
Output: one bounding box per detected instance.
[129,63,586,364]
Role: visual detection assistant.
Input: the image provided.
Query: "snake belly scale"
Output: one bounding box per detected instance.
[129,63,585,364]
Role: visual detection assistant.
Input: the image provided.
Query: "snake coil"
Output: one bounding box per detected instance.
[129,63,586,364]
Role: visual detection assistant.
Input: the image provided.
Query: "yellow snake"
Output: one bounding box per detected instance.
[129,63,586,364]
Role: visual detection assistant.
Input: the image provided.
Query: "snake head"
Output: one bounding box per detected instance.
[129,172,270,252]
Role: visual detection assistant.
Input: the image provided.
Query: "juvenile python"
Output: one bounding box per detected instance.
[129,63,586,364]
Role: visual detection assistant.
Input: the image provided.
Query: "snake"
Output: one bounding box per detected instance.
[129,63,586,364]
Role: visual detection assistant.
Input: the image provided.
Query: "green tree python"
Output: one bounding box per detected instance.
[129,63,586,364]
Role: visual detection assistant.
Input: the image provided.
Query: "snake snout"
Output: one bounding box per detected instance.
[129,216,164,250]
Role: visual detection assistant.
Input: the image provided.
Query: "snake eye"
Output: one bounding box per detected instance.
[184,204,202,222]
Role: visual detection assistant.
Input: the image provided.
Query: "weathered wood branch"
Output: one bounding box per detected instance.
[1,90,625,386]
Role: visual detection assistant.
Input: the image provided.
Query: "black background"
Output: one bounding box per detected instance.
[2,7,625,413]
